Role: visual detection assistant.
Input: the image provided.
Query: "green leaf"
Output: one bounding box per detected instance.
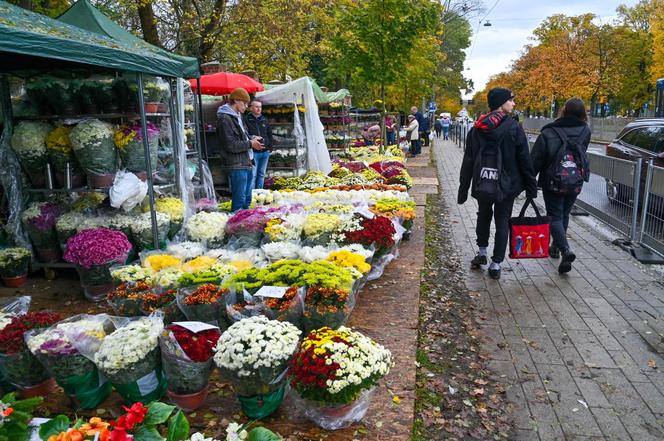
[247,427,282,441]
[11,396,43,412]
[143,401,175,426]
[166,410,189,441]
[38,415,70,440]
[133,425,164,441]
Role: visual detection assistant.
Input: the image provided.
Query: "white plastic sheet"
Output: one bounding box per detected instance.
[256,77,332,174]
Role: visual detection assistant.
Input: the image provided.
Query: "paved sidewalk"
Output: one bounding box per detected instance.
[433,138,664,441]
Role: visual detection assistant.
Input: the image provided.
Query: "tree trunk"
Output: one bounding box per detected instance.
[136,0,161,47]
[199,0,228,61]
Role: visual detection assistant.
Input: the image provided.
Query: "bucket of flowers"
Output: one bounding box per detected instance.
[0,297,31,392]
[213,316,301,419]
[343,214,396,258]
[94,315,167,404]
[114,121,160,175]
[69,119,117,188]
[0,311,61,398]
[110,264,154,287]
[224,208,274,250]
[10,121,51,187]
[0,247,31,288]
[224,285,268,323]
[45,126,85,188]
[289,327,393,430]
[141,289,185,324]
[150,197,185,239]
[176,283,229,329]
[131,212,171,251]
[107,281,152,316]
[260,286,305,328]
[160,322,221,411]
[185,211,229,248]
[64,228,133,302]
[21,202,61,263]
[25,314,113,409]
[302,213,343,247]
[177,260,236,287]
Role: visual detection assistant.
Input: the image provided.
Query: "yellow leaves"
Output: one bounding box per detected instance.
[392,395,401,404]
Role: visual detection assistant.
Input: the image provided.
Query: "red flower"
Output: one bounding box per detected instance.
[111,403,148,432]
[0,312,61,354]
[166,325,221,362]
[109,429,131,441]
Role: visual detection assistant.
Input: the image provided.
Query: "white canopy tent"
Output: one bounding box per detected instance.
[255,77,332,174]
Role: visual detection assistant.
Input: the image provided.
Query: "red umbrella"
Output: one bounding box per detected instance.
[189,72,264,95]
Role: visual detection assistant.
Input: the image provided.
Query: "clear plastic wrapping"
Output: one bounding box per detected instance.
[225,286,268,323]
[176,284,228,328]
[291,387,375,430]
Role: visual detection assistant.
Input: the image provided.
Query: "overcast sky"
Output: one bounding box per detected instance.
[462,0,640,99]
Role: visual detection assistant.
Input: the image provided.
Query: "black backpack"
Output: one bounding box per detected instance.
[546,126,590,194]
[472,130,511,203]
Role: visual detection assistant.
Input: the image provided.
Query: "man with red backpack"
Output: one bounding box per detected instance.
[458,88,537,280]
[530,98,591,274]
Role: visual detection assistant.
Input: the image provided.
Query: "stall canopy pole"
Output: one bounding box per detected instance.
[196,87,207,163]
[168,78,181,195]
[136,73,160,249]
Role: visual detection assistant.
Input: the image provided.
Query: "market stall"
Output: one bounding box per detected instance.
[0,0,201,283]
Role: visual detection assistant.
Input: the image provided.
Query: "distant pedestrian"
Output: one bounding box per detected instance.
[441,114,451,140]
[530,97,591,274]
[405,114,420,157]
[385,114,397,145]
[458,87,537,279]
[433,117,443,138]
[421,114,431,147]
[245,100,274,189]
[411,106,425,146]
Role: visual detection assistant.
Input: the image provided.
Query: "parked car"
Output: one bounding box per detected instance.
[604,119,664,204]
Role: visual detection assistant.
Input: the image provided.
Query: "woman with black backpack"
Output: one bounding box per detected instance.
[531,98,592,274]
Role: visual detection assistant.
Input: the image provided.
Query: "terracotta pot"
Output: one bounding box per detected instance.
[88,173,116,189]
[157,103,169,113]
[144,102,159,113]
[2,275,28,288]
[167,384,208,412]
[17,377,56,399]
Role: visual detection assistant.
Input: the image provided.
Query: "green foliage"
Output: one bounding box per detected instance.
[142,401,176,426]
[38,415,70,440]
[166,410,189,441]
[0,393,43,441]
[247,426,282,441]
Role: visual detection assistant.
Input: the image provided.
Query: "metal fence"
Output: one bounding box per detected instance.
[523,117,635,142]
[639,162,664,255]
[450,122,469,149]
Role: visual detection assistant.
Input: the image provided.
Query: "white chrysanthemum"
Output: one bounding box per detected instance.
[94,317,163,372]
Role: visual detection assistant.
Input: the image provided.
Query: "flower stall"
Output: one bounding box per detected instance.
[0,0,203,289]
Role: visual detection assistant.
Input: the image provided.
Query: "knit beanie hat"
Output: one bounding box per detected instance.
[487,88,514,111]
[229,88,250,103]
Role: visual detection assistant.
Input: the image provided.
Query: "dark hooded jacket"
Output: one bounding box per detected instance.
[530,116,591,189]
[459,111,537,201]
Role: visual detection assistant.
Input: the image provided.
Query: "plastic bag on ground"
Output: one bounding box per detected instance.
[290,386,376,430]
[110,170,148,212]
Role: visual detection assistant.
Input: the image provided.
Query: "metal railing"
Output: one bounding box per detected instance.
[639,162,664,256]
[450,122,469,150]
[523,117,635,142]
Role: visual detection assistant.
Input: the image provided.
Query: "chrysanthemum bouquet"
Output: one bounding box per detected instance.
[150,197,185,238]
[94,316,166,403]
[302,213,342,246]
[177,283,229,327]
[343,215,396,257]
[21,202,61,262]
[115,122,159,172]
[70,119,117,178]
[0,247,31,279]
[213,316,301,418]
[107,281,153,316]
[131,212,170,250]
[186,211,229,247]
[11,121,51,186]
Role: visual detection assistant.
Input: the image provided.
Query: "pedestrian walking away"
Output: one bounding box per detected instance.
[405,114,420,157]
[457,87,537,279]
[245,99,274,190]
[433,117,443,138]
[530,97,591,274]
[217,88,265,212]
[421,114,431,147]
[441,114,450,140]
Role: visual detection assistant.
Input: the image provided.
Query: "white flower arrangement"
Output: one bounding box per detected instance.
[213,316,300,378]
[152,266,184,288]
[225,423,247,441]
[69,119,115,152]
[297,245,332,262]
[131,212,170,237]
[167,241,207,260]
[26,318,106,355]
[261,241,300,261]
[11,121,51,163]
[186,211,229,242]
[56,212,84,233]
[0,313,13,331]
[264,212,306,242]
[207,248,267,268]
[188,433,220,441]
[111,265,154,284]
[94,317,163,374]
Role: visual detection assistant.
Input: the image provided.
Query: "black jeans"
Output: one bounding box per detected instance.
[543,191,578,252]
[476,197,516,263]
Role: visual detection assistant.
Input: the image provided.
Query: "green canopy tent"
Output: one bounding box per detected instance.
[0,0,201,249]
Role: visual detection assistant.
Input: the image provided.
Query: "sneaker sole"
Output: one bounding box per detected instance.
[488,271,501,280]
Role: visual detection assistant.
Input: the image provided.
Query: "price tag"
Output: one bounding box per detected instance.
[173,321,220,333]
[355,206,375,219]
[255,286,288,299]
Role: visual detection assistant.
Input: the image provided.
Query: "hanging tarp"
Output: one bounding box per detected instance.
[0,1,199,78]
[256,77,332,174]
[325,89,351,103]
[57,0,199,78]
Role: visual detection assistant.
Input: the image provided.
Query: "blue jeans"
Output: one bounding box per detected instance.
[252,150,270,189]
[543,191,578,252]
[228,168,253,212]
[386,131,396,145]
[443,126,449,140]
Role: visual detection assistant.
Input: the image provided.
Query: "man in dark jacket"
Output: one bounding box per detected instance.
[245,100,274,189]
[217,88,264,212]
[458,87,537,279]
[411,106,425,147]
[530,97,591,273]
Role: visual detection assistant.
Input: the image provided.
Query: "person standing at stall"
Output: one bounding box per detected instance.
[405,114,420,157]
[217,88,264,212]
[385,114,397,146]
[245,100,274,189]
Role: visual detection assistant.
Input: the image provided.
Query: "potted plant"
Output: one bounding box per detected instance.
[143,81,167,113]
[176,283,228,329]
[0,248,31,288]
[0,311,61,398]
[21,202,61,263]
[289,327,393,430]
[214,316,301,419]
[160,323,220,411]
[69,119,118,188]
[63,228,133,302]
[107,281,152,316]
[0,392,43,441]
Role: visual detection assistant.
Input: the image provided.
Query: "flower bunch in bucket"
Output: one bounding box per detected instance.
[114,121,160,173]
[11,121,51,187]
[213,316,301,418]
[0,248,31,287]
[177,283,228,328]
[21,202,61,263]
[70,119,117,188]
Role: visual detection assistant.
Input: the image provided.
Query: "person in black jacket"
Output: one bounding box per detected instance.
[245,100,274,189]
[531,97,591,274]
[458,88,537,279]
[217,88,264,212]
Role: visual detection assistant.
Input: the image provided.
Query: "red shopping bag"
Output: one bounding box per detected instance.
[509,198,551,259]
